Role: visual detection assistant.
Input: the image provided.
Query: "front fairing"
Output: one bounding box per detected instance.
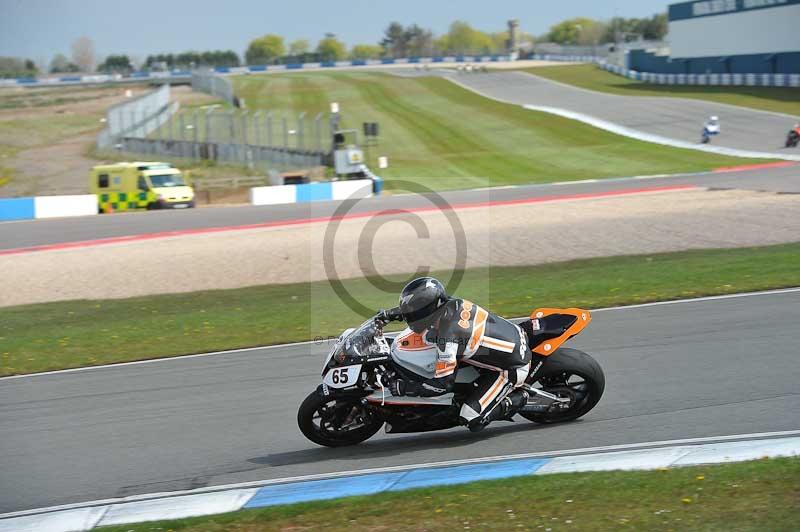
[321,319,388,374]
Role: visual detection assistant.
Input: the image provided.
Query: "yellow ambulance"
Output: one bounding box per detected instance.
[90,162,195,213]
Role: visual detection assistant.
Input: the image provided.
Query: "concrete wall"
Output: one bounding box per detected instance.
[250,179,375,206]
[0,195,97,222]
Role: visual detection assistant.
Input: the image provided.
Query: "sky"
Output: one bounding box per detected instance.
[0,0,669,64]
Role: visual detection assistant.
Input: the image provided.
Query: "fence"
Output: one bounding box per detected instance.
[96,84,178,148]
[191,70,235,105]
[116,138,325,171]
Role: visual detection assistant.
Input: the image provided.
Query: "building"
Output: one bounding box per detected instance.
[629,0,800,74]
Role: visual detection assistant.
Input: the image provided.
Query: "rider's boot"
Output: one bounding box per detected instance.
[467,389,529,433]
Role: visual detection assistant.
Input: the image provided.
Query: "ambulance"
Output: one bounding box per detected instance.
[90,162,195,213]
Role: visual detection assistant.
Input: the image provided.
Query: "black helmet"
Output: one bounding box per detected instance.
[399,277,449,333]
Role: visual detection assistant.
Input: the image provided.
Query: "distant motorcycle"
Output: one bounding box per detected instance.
[786,126,800,148]
[298,308,605,447]
[701,116,720,144]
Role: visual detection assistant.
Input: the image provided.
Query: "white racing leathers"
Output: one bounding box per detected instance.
[397,298,532,425]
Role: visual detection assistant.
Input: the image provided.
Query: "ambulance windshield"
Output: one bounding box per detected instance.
[149,174,186,187]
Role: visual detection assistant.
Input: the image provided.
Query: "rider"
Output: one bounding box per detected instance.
[705,115,720,132]
[376,277,532,432]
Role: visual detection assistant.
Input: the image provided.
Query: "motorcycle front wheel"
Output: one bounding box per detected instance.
[520,348,605,424]
[297,391,383,447]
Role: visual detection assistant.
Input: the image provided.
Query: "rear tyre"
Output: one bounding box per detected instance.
[297,391,383,447]
[520,348,605,424]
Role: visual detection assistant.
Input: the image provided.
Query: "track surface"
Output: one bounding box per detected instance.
[1,165,797,251]
[446,70,799,155]
[1,290,798,513]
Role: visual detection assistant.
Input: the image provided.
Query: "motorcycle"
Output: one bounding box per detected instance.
[701,122,720,144]
[298,307,605,447]
[786,128,800,148]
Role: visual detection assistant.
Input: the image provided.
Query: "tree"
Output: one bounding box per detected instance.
[490,31,509,53]
[381,22,408,58]
[316,35,346,61]
[289,39,310,56]
[444,21,493,55]
[49,53,79,73]
[405,24,434,57]
[350,44,383,60]
[0,56,38,78]
[604,13,667,43]
[546,17,600,44]
[245,34,286,65]
[97,54,133,73]
[433,35,449,56]
[71,36,95,72]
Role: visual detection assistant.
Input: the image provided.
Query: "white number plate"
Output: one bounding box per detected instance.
[173,204,189,209]
[323,364,362,388]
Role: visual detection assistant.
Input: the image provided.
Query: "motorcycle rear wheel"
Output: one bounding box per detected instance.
[520,348,605,424]
[297,391,383,447]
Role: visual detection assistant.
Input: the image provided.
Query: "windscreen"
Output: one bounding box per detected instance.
[149,173,186,187]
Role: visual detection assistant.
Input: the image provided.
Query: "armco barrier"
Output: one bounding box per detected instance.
[0,194,97,222]
[250,179,375,206]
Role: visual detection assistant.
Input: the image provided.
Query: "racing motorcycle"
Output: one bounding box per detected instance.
[701,120,720,144]
[786,126,800,148]
[298,307,605,447]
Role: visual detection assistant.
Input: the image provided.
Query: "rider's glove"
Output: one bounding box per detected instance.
[388,378,406,397]
[375,306,403,326]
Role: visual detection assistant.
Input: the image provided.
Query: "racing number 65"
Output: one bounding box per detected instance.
[331,368,349,384]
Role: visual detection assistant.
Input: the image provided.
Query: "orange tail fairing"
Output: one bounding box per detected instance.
[529,307,592,356]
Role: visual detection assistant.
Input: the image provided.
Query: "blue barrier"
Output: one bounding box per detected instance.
[7,54,514,87]
[0,197,35,221]
[295,182,332,202]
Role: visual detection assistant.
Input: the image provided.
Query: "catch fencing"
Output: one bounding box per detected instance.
[191,70,235,105]
[96,84,178,148]
[110,106,330,172]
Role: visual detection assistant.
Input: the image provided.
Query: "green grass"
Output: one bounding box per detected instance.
[522,63,800,117]
[2,242,800,376]
[98,457,800,531]
[228,72,770,191]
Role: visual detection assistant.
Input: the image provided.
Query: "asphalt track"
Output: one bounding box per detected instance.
[1,164,797,251]
[1,289,798,513]
[444,70,800,156]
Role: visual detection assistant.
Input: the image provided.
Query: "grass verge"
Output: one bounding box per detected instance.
[98,457,800,531]
[231,72,769,192]
[2,242,800,376]
[521,64,800,117]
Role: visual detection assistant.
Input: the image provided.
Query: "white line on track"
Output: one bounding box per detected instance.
[1,286,798,381]
[2,429,798,520]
